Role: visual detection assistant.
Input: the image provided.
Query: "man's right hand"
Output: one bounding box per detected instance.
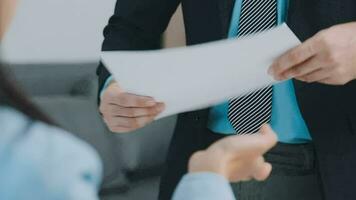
[99,81,165,133]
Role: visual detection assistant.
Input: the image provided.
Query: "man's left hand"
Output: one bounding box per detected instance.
[269,22,356,85]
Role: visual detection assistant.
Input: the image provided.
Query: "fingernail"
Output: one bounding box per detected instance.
[158,104,165,112]
[147,100,156,106]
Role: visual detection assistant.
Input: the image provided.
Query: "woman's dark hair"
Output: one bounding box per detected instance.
[0,63,54,125]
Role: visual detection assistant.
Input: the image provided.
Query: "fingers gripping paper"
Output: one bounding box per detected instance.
[101,24,301,119]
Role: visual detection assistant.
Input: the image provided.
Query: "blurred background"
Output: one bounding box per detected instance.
[1,0,185,199]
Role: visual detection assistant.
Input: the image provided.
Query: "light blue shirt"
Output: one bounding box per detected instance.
[208,0,312,143]
[0,106,102,200]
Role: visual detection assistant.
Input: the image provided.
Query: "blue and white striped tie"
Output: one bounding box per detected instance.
[228,0,277,134]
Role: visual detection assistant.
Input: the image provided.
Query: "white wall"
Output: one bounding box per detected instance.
[1,0,116,64]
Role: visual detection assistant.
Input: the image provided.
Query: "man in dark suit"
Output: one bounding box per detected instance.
[97,0,356,199]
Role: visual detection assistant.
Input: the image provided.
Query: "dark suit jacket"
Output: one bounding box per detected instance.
[97,0,356,199]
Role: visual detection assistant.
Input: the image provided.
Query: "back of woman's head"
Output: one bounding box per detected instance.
[0,63,54,124]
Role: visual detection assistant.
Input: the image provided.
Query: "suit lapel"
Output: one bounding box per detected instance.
[217,0,236,38]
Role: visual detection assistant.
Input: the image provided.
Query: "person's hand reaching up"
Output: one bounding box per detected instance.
[188,124,277,182]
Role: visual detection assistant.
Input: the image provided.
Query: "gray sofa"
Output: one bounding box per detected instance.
[10,63,177,200]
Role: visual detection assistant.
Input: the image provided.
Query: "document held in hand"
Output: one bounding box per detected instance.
[101,24,301,119]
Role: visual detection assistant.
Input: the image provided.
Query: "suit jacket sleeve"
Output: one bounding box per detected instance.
[172,173,236,200]
[96,0,181,100]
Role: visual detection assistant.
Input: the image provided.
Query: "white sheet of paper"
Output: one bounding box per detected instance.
[101,23,301,119]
